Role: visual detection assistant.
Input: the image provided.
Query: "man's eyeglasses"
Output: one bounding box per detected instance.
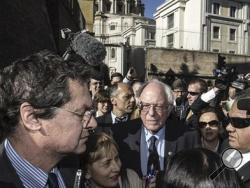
[51,107,95,131]
[227,115,250,129]
[199,120,219,129]
[187,91,200,96]
[138,102,167,114]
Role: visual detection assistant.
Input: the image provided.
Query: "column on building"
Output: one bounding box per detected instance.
[100,0,103,12]
[111,0,117,14]
[125,0,130,14]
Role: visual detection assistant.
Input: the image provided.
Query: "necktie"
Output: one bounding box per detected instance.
[147,136,160,176]
[115,116,127,123]
[47,173,59,188]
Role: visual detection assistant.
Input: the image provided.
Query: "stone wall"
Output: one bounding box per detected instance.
[145,48,250,77]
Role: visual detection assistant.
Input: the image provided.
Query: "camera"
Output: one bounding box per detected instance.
[213,54,249,90]
[231,74,250,90]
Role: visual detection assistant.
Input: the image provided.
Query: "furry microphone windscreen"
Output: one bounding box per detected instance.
[71,32,106,66]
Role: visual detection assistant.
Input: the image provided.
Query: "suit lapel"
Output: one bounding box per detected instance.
[58,154,82,188]
[164,127,177,168]
[105,113,113,124]
[237,160,250,184]
[0,150,24,188]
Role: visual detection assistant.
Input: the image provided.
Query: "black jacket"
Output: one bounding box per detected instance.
[98,118,200,177]
[0,149,82,188]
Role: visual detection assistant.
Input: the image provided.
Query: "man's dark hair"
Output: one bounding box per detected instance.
[111,72,123,80]
[188,78,208,93]
[109,83,120,98]
[0,50,92,140]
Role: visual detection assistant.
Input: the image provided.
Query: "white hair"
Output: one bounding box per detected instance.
[138,78,174,114]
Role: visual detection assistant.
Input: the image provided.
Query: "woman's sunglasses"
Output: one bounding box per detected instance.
[199,120,219,129]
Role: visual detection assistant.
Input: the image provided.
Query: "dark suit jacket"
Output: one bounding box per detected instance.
[0,149,82,188]
[238,161,250,188]
[96,112,113,124]
[98,118,200,177]
[96,112,132,125]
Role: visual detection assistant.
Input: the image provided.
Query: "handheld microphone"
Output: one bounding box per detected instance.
[71,32,106,66]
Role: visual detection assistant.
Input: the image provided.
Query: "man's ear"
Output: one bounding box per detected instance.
[111,97,116,105]
[19,102,42,131]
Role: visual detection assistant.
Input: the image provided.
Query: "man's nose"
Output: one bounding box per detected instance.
[148,105,156,116]
[86,115,97,129]
[226,122,234,132]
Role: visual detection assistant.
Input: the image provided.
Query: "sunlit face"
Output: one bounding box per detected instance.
[89,78,103,97]
[97,101,110,114]
[187,83,201,105]
[173,88,186,100]
[226,102,250,152]
[199,112,220,142]
[112,84,135,115]
[87,147,122,188]
[111,76,123,85]
[132,82,143,104]
[44,80,97,155]
[228,86,236,100]
[139,82,169,134]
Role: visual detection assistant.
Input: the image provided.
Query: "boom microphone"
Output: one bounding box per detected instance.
[71,31,106,66]
[237,98,250,111]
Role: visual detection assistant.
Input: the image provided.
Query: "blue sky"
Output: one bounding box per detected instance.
[143,0,165,18]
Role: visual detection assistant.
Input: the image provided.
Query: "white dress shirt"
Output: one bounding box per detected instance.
[140,126,165,176]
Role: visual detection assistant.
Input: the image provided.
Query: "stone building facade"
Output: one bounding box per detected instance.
[93,0,155,75]
[154,0,250,55]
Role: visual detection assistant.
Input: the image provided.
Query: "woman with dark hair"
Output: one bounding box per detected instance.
[81,132,145,188]
[197,107,227,153]
[162,148,243,188]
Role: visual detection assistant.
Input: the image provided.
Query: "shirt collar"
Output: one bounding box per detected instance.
[236,151,250,171]
[111,111,128,123]
[143,126,165,143]
[4,139,58,188]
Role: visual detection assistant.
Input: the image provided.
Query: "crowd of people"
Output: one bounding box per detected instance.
[0,32,250,188]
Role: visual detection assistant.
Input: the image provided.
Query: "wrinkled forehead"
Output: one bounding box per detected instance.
[229,101,249,118]
[139,83,167,104]
[188,83,201,92]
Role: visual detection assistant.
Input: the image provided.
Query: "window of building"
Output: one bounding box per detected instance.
[111,48,116,59]
[110,25,116,30]
[167,34,174,48]
[229,28,236,41]
[118,3,123,13]
[212,49,219,53]
[229,50,235,54]
[230,6,236,17]
[213,26,220,39]
[106,1,111,12]
[212,3,220,15]
[148,32,155,40]
[167,13,174,29]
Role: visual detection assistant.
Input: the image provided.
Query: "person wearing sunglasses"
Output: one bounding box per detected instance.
[184,78,208,130]
[197,107,226,153]
[226,88,250,188]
